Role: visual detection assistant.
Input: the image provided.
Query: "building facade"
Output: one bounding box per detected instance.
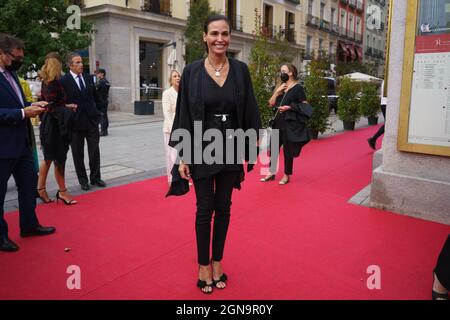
[336,0,365,64]
[299,0,340,65]
[76,0,379,113]
[79,0,308,113]
[363,0,388,77]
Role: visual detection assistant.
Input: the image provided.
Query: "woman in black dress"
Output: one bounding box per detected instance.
[260,63,311,185]
[37,54,77,205]
[167,15,262,294]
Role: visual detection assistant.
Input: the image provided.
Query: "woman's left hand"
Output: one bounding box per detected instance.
[278,105,291,113]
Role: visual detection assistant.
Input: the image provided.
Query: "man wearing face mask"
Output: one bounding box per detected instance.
[0,33,56,252]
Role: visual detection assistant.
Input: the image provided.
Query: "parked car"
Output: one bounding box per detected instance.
[324,77,338,113]
[299,75,338,112]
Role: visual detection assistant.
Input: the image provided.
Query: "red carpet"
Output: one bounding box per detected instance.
[1,126,449,300]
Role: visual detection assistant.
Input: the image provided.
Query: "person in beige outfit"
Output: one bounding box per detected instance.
[162,70,180,184]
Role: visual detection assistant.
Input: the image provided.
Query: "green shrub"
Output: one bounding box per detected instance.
[359,82,381,118]
[337,77,360,122]
[304,62,330,133]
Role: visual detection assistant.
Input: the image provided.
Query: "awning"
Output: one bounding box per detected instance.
[339,42,349,56]
[356,46,363,62]
[347,44,356,60]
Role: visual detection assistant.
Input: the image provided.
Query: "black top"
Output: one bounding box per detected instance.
[192,67,241,178]
[39,80,73,164]
[166,58,262,197]
[273,83,307,127]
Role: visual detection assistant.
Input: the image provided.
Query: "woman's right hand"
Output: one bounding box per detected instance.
[178,161,191,180]
[276,83,288,95]
[66,104,77,111]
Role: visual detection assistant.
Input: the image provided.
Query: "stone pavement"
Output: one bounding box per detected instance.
[4,110,382,213]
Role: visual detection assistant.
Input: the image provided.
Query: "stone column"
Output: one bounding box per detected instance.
[369,1,450,225]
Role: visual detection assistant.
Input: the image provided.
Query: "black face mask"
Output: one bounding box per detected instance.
[5,59,24,72]
[280,72,289,83]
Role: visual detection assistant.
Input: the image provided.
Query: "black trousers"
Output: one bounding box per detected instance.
[193,171,240,266]
[435,234,450,290]
[0,147,40,238]
[269,128,294,175]
[98,103,109,133]
[71,127,101,185]
[372,104,386,141]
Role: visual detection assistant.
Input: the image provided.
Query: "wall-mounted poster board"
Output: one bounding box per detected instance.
[398,0,450,157]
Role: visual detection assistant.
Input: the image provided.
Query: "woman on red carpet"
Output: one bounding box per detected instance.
[260,63,312,185]
[162,69,180,184]
[38,53,78,205]
[166,15,261,294]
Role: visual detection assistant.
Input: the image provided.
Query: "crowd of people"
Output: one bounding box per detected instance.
[1,14,448,299]
[0,33,110,252]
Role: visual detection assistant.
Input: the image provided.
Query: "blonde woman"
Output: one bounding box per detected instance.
[37,53,77,205]
[162,69,180,184]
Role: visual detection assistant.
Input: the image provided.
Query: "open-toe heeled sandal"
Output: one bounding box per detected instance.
[213,273,228,289]
[197,279,214,294]
[37,187,53,203]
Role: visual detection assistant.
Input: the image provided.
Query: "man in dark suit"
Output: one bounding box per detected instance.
[60,53,106,191]
[0,33,56,252]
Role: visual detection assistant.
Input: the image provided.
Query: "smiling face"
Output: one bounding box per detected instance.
[203,19,230,56]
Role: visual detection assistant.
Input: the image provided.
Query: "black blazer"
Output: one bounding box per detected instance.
[167,58,262,196]
[0,71,32,159]
[59,72,100,130]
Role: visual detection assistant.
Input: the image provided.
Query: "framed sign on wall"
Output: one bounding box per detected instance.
[398,0,450,157]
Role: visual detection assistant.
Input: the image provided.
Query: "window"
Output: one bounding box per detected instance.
[308,0,314,16]
[263,4,274,37]
[331,8,336,25]
[320,3,325,20]
[139,41,163,100]
[319,38,324,52]
[306,35,313,56]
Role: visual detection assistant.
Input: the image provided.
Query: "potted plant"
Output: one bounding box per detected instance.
[304,61,330,139]
[359,82,381,125]
[337,77,360,130]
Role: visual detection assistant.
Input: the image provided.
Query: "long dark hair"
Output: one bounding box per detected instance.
[282,63,298,80]
[203,14,231,53]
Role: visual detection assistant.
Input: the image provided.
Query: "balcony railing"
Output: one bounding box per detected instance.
[355,32,363,43]
[283,28,296,42]
[331,23,340,35]
[347,30,355,40]
[340,0,348,4]
[228,14,243,32]
[375,0,386,7]
[285,0,300,4]
[365,47,385,59]
[339,27,348,38]
[319,19,331,31]
[349,0,357,8]
[142,0,172,17]
[306,14,320,28]
[262,24,277,38]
